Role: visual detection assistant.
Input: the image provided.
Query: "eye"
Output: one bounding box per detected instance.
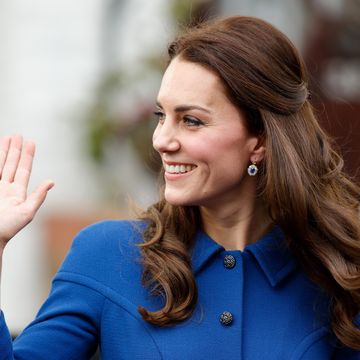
[183,116,204,127]
[153,110,165,123]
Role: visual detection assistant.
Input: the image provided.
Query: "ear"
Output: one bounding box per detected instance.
[250,135,266,163]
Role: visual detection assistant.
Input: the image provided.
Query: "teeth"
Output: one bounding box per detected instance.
[165,164,196,174]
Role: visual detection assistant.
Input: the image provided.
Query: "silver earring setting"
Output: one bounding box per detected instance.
[247,162,258,176]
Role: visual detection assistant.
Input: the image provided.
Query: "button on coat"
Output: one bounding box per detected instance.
[223,254,236,269]
[220,311,233,326]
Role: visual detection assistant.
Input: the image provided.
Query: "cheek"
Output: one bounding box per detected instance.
[188,141,208,157]
[210,138,251,171]
[187,136,238,163]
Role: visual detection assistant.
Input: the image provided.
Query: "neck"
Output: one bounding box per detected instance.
[200,196,272,251]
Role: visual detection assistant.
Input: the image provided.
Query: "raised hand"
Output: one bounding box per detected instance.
[0,135,54,250]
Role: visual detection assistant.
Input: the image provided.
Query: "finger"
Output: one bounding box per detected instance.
[14,140,36,190]
[26,180,54,214]
[0,136,11,176]
[1,135,23,182]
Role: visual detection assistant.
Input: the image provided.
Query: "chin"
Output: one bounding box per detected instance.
[164,197,188,207]
[164,192,195,207]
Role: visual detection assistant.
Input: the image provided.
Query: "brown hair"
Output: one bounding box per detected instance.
[137,16,360,349]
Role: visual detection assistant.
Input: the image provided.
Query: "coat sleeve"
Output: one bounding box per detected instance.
[0,277,105,360]
[0,311,13,360]
[0,222,113,360]
[0,220,137,360]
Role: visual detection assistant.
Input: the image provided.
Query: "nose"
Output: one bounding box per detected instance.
[152,121,180,154]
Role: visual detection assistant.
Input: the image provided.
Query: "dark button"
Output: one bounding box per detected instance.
[219,311,233,326]
[223,254,236,269]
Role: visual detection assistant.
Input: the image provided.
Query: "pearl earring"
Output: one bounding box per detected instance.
[247,161,258,176]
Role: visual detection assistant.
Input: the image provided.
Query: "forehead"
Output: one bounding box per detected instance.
[157,57,228,107]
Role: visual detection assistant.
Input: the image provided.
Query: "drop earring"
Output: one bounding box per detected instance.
[247,161,258,176]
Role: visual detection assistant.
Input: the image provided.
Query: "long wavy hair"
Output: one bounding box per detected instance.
[137,16,360,350]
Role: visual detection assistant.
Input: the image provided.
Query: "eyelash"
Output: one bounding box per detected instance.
[153,111,204,127]
[153,111,165,122]
[183,116,203,127]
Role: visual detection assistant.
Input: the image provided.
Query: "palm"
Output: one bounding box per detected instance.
[0,135,54,246]
[0,180,31,241]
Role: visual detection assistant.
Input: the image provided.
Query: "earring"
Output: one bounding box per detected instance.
[247,161,258,176]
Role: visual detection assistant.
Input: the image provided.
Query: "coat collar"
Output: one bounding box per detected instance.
[191,225,297,287]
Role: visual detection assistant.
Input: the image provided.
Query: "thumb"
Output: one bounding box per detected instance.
[27,180,54,214]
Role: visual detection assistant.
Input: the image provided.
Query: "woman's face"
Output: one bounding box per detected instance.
[153,57,262,208]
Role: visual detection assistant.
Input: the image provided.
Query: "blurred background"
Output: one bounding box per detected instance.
[0,0,359,344]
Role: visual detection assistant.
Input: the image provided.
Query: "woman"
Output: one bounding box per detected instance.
[0,16,359,359]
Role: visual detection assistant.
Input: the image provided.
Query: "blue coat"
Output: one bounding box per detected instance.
[0,220,359,359]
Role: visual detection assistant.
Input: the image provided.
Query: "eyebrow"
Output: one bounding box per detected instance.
[156,101,212,114]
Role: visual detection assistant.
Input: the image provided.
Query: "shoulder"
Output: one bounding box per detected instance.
[57,219,147,283]
[70,219,146,252]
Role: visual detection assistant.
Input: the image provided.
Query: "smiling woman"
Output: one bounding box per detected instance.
[0,16,359,360]
[138,16,360,356]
